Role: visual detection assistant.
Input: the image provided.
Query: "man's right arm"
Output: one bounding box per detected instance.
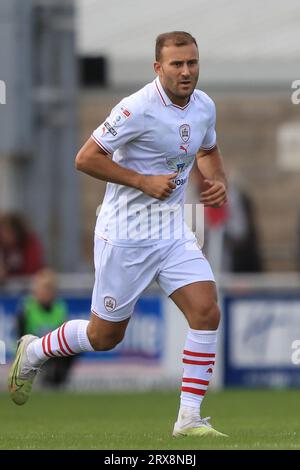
[75,137,177,201]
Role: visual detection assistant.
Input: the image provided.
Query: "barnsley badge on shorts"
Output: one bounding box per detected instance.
[104,296,117,312]
[179,124,190,143]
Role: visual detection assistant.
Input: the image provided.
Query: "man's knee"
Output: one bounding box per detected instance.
[87,328,125,351]
[189,302,220,330]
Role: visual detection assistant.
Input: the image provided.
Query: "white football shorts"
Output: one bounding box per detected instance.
[91,235,215,322]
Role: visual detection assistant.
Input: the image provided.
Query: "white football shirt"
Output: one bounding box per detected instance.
[91,77,217,246]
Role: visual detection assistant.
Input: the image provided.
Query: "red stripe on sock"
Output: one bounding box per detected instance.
[181,386,206,396]
[183,350,215,358]
[57,326,69,356]
[47,332,56,357]
[61,322,75,355]
[42,335,52,358]
[182,377,209,386]
[183,358,215,366]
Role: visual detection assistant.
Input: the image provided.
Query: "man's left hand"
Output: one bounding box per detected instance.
[199,179,227,207]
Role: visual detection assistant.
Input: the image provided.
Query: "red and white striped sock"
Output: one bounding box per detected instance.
[179,328,217,418]
[26,320,94,367]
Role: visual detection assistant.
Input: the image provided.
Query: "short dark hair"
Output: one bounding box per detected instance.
[155,31,198,61]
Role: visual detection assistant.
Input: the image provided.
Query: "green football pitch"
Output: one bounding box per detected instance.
[1,389,300,450]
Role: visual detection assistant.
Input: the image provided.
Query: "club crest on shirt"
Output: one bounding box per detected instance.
[104,296,117,312]
[179,124,190,143]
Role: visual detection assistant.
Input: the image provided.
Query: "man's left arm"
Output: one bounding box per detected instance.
[196,145,227,208]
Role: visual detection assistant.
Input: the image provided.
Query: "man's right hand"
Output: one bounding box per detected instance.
[138,173,178,200]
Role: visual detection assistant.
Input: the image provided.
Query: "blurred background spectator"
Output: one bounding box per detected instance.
[16,269,75,387]
[0,213,44,284]
[223,183,263,273]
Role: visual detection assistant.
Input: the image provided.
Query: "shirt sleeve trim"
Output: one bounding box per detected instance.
[91,133,112,155]
[200,142,217,151]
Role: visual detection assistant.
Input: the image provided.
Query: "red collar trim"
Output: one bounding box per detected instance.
[155,78,192,110]
[155,80,167,106]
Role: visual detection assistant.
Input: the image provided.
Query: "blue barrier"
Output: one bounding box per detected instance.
[0,293,163,364]
[223,293,300,387]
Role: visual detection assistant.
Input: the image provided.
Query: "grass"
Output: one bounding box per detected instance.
[0,389,300,450]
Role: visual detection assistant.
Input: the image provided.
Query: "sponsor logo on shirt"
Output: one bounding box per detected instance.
[166,154,194,175]
[179,124,190,143]
[179,144,189,155]
[104,121,117,136]
[110,106,131,127]
[174,176,187,187]
[121,107,131,117]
